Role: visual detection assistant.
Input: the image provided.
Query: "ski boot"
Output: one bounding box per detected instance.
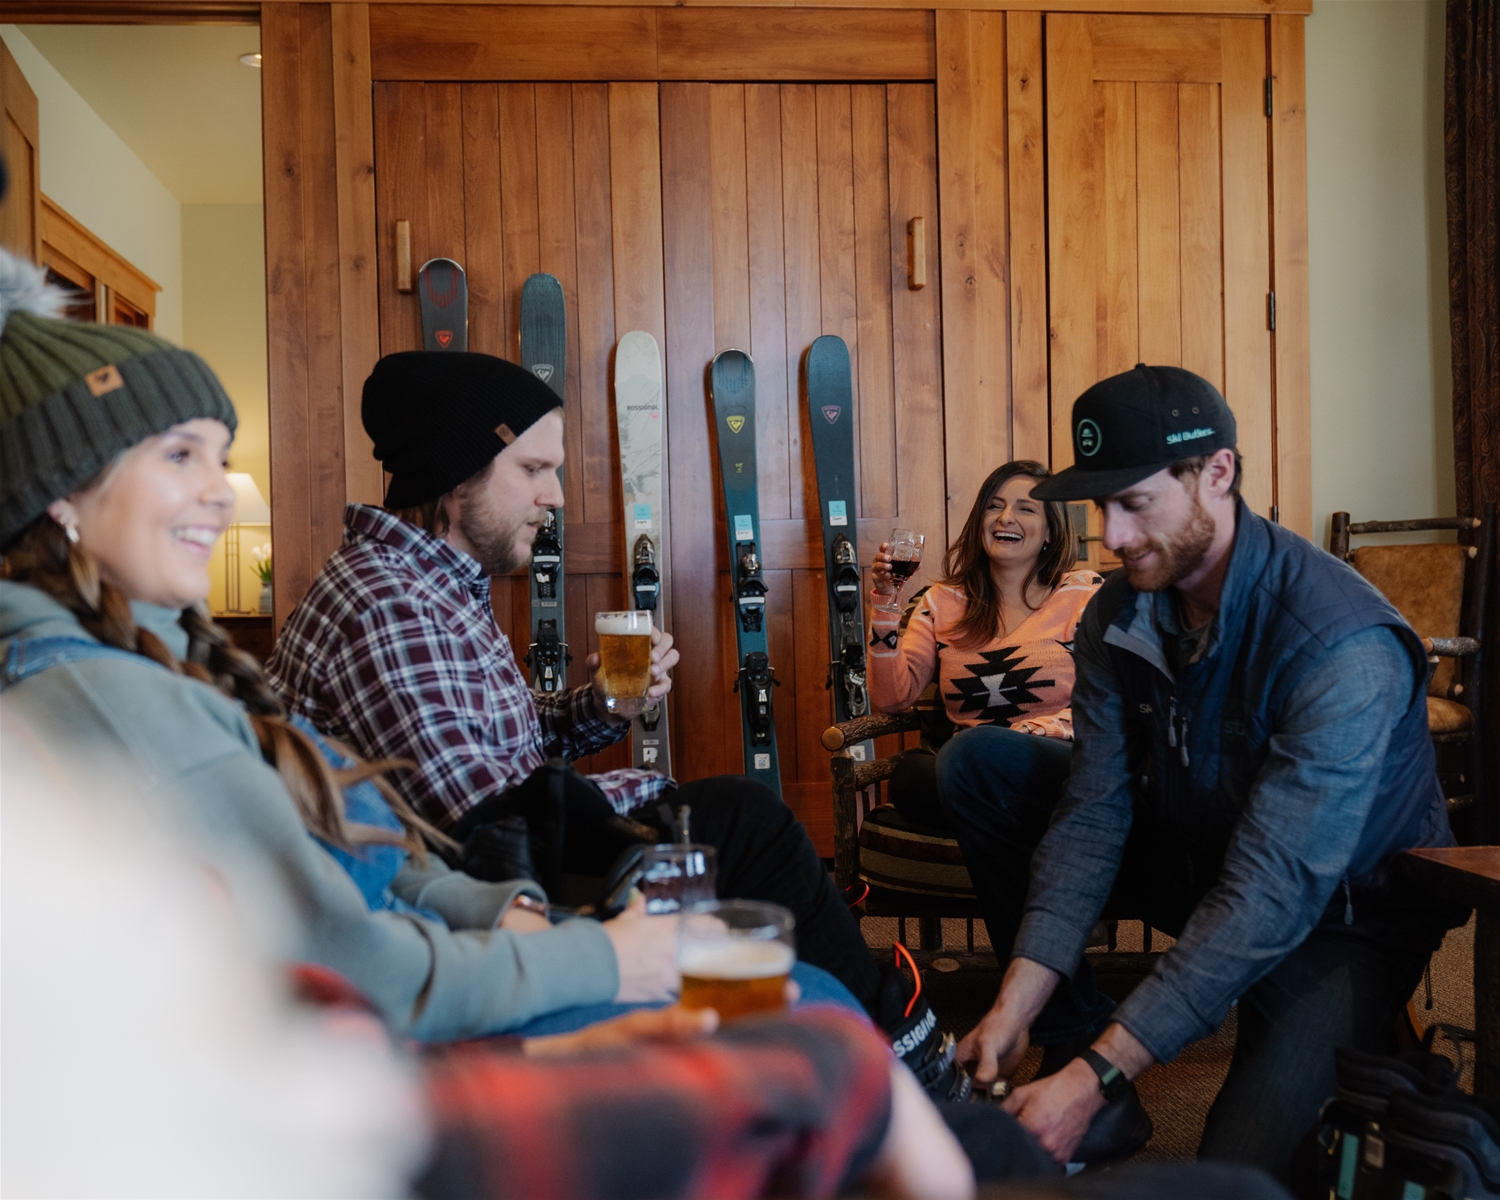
[879,942,972,1103]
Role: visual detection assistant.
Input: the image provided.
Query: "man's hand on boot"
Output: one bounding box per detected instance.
[1002,1022,1155,1164]
[956,957,1060,1085]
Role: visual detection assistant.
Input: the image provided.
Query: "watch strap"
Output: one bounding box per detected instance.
[1078,1047,1131,1103]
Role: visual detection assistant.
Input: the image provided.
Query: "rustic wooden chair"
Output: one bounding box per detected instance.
[1330,501,1496,843]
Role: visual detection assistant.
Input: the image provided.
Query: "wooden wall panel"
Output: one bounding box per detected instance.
[0,37,40,263]
[1006,12,1049,464]
[936,11,1011,531]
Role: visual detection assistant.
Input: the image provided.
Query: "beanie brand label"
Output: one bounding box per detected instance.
[85,365,124,398]
[1165,426,1214,445]
[495,423,517,445]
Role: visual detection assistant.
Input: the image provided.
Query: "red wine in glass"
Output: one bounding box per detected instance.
[877,528,925,613]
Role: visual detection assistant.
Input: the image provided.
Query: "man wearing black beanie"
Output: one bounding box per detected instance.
[267,350,973,1103]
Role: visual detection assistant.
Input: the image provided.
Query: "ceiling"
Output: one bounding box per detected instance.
[19,23,262,206]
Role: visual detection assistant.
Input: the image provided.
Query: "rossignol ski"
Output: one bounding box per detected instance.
[805,335,873,763]
[418,258,467,351]
[613,331,672,775]
[709,349,782,798]
[520,273,569,694]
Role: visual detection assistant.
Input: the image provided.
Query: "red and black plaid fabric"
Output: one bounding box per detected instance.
[267,505,670,830]
[414,1009,893,1200]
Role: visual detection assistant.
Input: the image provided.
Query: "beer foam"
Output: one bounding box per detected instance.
[595,612,653,636]
[678,939,795,980]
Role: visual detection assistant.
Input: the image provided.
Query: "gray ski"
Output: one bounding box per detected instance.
[521,273,569,693]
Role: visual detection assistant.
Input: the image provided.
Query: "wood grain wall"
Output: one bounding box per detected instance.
[260,1,1313,853]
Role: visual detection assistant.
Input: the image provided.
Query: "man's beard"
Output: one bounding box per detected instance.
[1120,491,1216,592]
[456,503,533,577]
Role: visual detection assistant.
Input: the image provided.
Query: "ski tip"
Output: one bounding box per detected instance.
[419,256,465,274]
[809,334,848,356]
[711,347,752,367]
[522,272,564,298]
[617,330,660,356]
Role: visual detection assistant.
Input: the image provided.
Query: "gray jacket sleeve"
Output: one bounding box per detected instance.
[391,856,546,931]
[175,752,618,1040]
[1111,627,1410,1062]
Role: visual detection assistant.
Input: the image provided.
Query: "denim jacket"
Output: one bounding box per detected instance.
[1013,504,1455,1062]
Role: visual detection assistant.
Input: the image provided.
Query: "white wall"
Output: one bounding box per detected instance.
[0,25,182,342]
[1306,0,1454,546]
[183,204,270,615]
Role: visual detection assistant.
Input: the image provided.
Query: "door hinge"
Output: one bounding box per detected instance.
[1265,77,1274,118]
[1268,291,1277,331]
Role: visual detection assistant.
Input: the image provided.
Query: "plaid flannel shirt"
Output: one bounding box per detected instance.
[267,505,670,829]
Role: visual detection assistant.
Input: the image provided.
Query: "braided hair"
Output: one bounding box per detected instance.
[4,514,453,861]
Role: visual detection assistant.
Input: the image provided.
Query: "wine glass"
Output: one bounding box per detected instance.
[876,528,925,614]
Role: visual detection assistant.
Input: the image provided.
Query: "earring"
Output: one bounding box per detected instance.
[61,517,79,544]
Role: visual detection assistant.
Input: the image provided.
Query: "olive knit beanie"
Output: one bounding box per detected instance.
[0,248,237,549]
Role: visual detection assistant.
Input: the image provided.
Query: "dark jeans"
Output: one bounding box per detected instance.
[936,724,1451,1184]
[554,772,883,1016]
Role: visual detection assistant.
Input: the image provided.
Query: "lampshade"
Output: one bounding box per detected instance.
[227,473,271,524]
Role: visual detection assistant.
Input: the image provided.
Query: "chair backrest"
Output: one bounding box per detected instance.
[1350,544,1468,697]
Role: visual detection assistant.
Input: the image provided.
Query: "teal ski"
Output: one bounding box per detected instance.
[520,273,569,694]
[805,336,874,763]
[709,349,782,798]
[614,331,672,775]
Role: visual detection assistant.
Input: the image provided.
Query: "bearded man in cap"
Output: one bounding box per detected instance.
[940,365,1464,1181]
[266,351,973,1101]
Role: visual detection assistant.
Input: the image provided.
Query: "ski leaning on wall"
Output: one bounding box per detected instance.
[709,349,782,798]
[613,332,672,774]
[520,273,569,694]
[805,335,874,763]
[418,258,467,351]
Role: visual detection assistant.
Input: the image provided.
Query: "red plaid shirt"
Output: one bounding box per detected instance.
[267,505,669,829]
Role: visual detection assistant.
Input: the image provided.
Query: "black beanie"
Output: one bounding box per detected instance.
[363,351,562,509]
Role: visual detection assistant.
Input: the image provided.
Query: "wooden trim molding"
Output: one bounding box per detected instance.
[302,0,1314,10]
[1270,13,1311,538]
[0,2,257,20]
[369,6,937,80]
[40,194,160,318]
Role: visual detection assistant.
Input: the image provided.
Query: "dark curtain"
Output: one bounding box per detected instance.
[1446,0,1500,841]
[1448,0,1500,518]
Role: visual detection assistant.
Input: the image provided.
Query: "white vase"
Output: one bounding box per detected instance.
[258,583,273,615]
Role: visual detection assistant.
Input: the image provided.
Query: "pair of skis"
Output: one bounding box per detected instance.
[417,260,573,704]
[708,338,871,799]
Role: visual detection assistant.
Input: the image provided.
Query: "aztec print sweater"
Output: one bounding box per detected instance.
[868,570,1104,738]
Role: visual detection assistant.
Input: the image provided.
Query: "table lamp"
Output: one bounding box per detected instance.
[224,473,271,613]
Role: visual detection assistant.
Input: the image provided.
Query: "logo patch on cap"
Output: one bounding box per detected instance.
[1166,427,1214,445]
[1077,418,1102,457]
[495,423,517,445]
[84,365,124,398]
[532,364,554,384]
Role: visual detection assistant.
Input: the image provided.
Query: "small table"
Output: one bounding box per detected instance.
[1393,847,1500,1095]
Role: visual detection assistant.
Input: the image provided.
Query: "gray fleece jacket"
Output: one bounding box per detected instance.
[0,581,618,1039]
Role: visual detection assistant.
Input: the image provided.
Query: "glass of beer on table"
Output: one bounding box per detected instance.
[595,610,654,718]
[640,844,716,914]
[677,899,796,1022]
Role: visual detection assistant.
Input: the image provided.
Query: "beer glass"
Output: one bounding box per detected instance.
[678,899,796,1022]
[875,528,925,614]
[595,610,654,717]
[640,844,716,914]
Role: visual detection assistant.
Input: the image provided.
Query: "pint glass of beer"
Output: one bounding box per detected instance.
[595,610,654,717]
[641,844,716,914]
[677,899,796,1022]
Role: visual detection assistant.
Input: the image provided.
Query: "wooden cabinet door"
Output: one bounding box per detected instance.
[373,81,667,776]
[660,83,943,848]
[1047,15,1275,520]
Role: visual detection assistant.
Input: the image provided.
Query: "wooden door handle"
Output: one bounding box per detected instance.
[907,217,926,290]
[396,219,412,293]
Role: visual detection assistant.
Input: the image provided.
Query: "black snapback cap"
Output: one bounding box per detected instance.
[1031,364,1237,502]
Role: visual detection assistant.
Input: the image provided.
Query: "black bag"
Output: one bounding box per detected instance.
[451,759,660,914]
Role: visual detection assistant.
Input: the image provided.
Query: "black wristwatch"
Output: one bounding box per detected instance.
[1078,1047,1131,1103]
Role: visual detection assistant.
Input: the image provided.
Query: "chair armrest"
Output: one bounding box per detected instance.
[822,710,924,751]
[1424,636,1480,658]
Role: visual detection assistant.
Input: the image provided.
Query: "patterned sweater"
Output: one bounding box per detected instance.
[868,570,1104,739]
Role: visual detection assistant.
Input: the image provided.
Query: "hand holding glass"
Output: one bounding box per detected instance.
[677,899,796,1022]
[596,610,654,717]
[875,529,925,614]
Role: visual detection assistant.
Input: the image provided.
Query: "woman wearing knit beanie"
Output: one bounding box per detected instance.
[0,247,685,1038]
